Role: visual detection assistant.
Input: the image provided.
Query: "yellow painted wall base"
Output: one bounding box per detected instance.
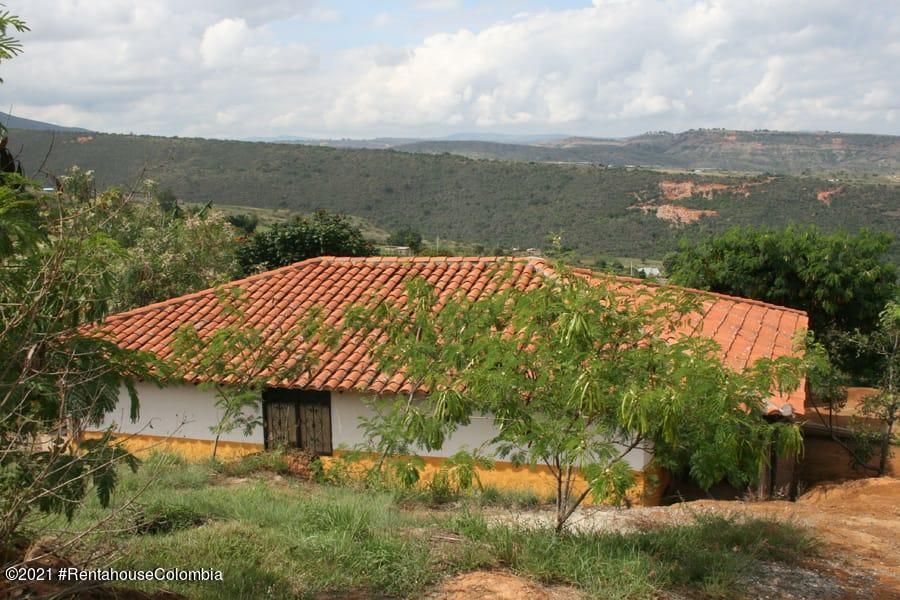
[322,453,667,507]
[87,432,666,506]
[84,432,263,461]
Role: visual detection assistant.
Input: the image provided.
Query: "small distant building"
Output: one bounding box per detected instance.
[379,245,413,257]
[637,266,661,277]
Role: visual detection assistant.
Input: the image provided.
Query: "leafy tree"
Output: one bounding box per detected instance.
[387,226,423,253]
[116,208,240,309]
[0,15,153,541]
[51,169,242,310]
[226,212,259,235]
[237,210,375,274]
[0,171,152,539]
[853,302,900,474]
[346,265,803,531]
[0,7,27,87]
[664,225,897,378]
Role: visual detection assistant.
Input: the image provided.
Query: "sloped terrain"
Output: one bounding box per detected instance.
[486,478,900,599]
[8,129,900,262]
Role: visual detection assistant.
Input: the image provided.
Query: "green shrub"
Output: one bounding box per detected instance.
[131,501,211,535]
[213,451,290,477]
[427,471,457,505]
[477,486,542,509]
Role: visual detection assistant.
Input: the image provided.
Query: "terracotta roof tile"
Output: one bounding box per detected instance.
[98,256,808,414]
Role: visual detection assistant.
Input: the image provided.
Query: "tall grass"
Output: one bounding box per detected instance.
[446,511,815,599]
[43,459,815,599]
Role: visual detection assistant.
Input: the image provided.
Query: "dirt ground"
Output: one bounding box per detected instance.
[428,478,900,600]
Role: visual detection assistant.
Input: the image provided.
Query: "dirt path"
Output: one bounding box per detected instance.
[432,478,900,600]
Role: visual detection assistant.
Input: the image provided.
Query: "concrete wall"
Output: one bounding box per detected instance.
[327,391,650,468]
[98,383,650,469]
[98,382,264,445]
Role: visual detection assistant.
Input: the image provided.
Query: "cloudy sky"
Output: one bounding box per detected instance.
[1,0,898,139]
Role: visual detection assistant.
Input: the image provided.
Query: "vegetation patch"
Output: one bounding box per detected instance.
[13,129,900,262]
[447,511,815,599]
[211,451,293,478]
[43,461,815,599]
[130,501,211,535]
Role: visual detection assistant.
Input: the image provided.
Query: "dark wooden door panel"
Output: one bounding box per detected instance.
[298,401,332,454]
[266,401,297,449]
[263,389,332,454]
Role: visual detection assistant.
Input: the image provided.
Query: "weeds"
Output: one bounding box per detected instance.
[46,460,814,599]
[130,501,210,535]
[210,450,290,478]
[445,511,815,599]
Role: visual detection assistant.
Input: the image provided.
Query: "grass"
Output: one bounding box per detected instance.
[40,456,815,599]
[447,511,816,599]
[209,450,291,478]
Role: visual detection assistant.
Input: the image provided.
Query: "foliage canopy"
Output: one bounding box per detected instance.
[665,225,897,378]
[237,210,375,274]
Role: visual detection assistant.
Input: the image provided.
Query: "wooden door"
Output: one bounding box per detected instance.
[298,397,332,454]
[263,389,332,454]
[265,401,298,449]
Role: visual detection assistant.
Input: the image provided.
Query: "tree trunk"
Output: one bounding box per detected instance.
[878,419,894,476]
[212,434,221,460]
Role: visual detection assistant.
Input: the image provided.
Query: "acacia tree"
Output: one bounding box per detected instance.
[346,265,803,531]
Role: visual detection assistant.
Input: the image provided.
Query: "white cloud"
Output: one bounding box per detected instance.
[307,7,342,23]
[1,0,899,137]
[201,18,252,67]
[325,1,900,136]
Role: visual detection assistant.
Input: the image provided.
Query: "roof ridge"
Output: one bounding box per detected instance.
[102,256,527,321]
[103,256,331,320]
[102,254,806,323]
[605,273,808,316]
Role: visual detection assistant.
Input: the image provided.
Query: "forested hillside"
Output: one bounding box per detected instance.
[10,129,900,261]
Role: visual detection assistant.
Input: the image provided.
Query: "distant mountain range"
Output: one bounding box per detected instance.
[0,112,90,133]
[6,112,900,175]
[244,132,569,148]
[248,128,900,175]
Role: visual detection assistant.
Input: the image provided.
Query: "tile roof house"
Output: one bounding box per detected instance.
[95,256,808,503]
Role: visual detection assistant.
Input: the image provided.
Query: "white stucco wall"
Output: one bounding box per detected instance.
[101,384,650,469]
[330,391,501,457]
[99,382,264,444]
[331,391,650,469]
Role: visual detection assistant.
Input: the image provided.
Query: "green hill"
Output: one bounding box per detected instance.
[9,129,900,261]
